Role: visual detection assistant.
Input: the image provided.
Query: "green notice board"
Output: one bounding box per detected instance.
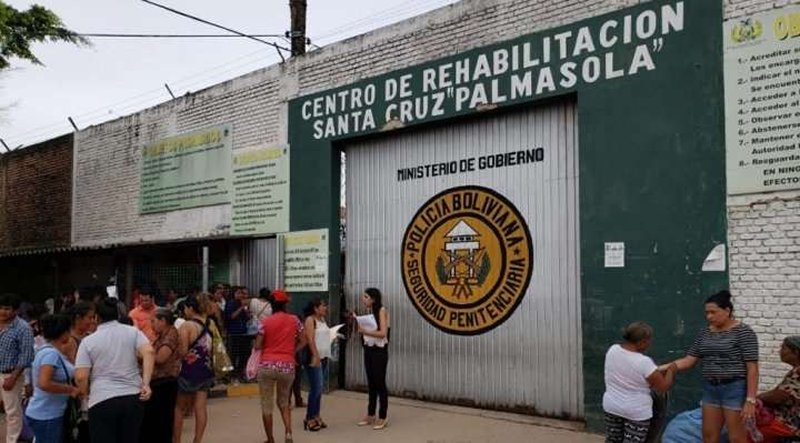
[231,145,290,235]
[140,125,232,214]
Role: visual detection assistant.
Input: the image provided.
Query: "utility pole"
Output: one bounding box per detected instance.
[289,0,307,56]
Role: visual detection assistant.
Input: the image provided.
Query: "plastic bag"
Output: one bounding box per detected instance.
[208,319,233,377]
[746,416,764,442]
[330,340,340,363]
[644,390,669,443]
[246,348,261,381]
[662,408,729,443]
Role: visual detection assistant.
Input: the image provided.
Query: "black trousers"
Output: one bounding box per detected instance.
[291,358,304,405]
[140,377,178,443]
[364,346,389,419]
[227,335,253,376]
[88,394,144,443]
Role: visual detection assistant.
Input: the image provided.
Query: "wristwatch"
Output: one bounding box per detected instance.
[746,397,757,405]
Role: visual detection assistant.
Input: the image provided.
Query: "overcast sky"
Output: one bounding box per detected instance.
[1,0,458,149]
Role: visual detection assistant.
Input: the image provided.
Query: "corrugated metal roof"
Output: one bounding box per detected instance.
[0,244,117,258]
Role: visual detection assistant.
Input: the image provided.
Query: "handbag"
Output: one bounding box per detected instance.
[756,399,775,426]
[208,318,234,377]
[53,350,85,443]
[247,302,269,336]
[245,348,261,381]
[20,398,35,442]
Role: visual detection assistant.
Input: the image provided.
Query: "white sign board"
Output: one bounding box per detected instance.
[724,5,800,195]
[231,145,290,236]
[605,242,625,268]
[282,229,329,292]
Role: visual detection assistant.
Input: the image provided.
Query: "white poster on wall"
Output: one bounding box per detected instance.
[281,229,329,292]
[724,5,800,195]
[605,242,625,268]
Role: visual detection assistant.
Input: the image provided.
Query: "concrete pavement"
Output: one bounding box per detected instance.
[1,390,604,442]
[178,390,603,443]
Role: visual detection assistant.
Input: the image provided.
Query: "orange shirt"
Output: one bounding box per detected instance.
[129,305,157,342]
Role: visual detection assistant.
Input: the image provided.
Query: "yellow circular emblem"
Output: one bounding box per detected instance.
[401,186,533,335]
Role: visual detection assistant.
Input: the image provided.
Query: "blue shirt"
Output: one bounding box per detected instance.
[26,346,74,420]
[0,317,35,372]
[224,300,250,335]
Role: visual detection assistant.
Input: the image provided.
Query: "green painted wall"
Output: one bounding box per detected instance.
[288,0,727,428]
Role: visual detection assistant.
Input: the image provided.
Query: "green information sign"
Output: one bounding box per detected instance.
[139,125,232,214]
[231,145,290,235]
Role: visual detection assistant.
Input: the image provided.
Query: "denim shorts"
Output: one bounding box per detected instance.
[702,379,747,410]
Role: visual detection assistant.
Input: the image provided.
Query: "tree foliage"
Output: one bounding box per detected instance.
[0,1,88,69]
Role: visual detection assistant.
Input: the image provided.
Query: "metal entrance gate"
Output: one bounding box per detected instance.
[343,101,583,418]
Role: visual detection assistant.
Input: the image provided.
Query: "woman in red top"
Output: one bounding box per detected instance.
[253,289,307,443]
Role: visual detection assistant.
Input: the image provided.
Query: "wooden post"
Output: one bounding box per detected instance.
[289,0,307,56]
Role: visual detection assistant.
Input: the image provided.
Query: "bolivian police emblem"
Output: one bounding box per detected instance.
[401,186,533,335]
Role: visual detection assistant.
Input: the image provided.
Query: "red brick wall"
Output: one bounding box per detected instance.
[0,134,73,253]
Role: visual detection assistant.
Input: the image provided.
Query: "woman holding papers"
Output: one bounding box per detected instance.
[355,287,390,430]
[302,299,331,432]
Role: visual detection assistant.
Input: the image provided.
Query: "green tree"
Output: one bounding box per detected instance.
[0,2,88,69]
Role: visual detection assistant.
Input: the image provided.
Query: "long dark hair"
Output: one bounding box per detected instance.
[184,294,206,315]
[364,287,383,329]
[69,301,95,325]
[303,298,324,319]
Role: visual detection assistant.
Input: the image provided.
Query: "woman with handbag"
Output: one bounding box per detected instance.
[249,288,273,326]
[25,313,81,443]
[173,295,215,443]
[254,289,308,443]
[140,308,181,443]
[754,336,800,442]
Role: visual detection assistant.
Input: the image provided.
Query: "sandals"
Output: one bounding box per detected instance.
[357,416,374,426]
[303,418,322,432]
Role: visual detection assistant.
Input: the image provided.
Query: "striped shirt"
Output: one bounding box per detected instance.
[688,323,758,380]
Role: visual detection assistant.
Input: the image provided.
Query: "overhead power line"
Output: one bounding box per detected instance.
[139,0,288,62]
[6,0,459,148]
[79,33,287,39]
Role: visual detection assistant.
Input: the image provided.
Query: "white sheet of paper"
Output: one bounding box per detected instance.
[329,324,345,343]
[356,315,380,346]
[356,314,377,332]
[316,330,332,358]
[604,242,625,268]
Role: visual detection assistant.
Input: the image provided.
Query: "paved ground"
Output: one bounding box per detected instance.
[175,390,603,443]
[3,390,604,442]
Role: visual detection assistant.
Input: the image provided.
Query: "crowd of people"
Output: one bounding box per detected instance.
[603,290,800,443]
[22,281,800,443]
[0,284,391,443]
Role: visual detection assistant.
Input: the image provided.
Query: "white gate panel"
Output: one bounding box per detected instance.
[344,101,582,417]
